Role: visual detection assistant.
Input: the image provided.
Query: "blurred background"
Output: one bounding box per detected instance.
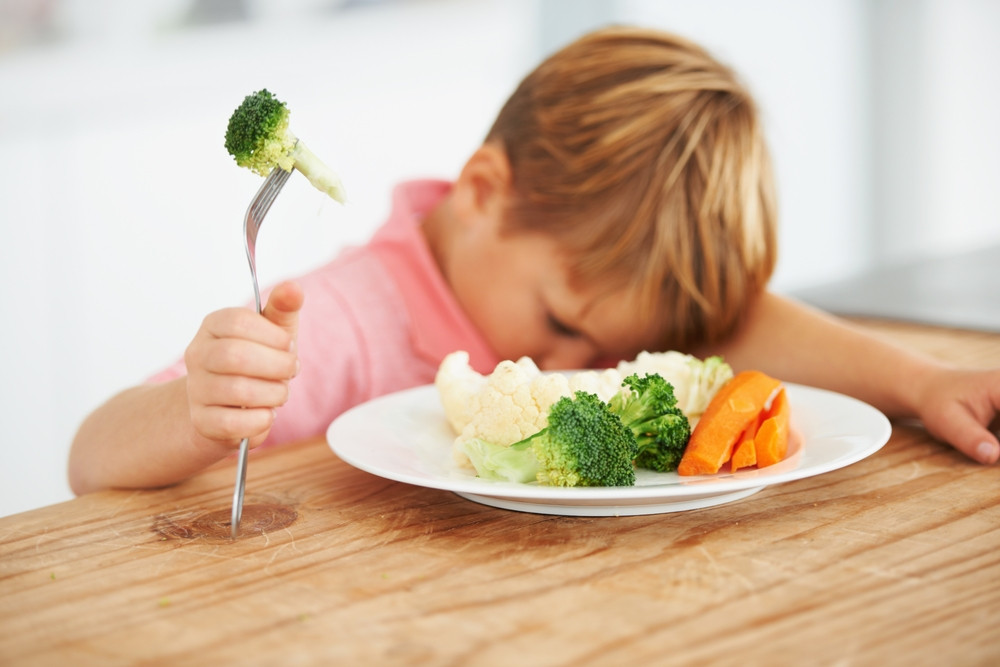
[1,0,997,517]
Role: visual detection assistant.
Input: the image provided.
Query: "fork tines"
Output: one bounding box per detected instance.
[251,167,292,221]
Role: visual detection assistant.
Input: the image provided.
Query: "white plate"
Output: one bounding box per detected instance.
[327,383,891,516]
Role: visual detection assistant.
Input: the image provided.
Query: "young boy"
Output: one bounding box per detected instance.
[68,27,1000,494]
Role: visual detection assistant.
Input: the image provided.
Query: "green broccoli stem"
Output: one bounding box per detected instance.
[290,138,347,204]
[460,438,541,484]
[510,428,546,449]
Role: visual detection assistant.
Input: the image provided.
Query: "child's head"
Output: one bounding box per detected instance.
[485,26,778,351]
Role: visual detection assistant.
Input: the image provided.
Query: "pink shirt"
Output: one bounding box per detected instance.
[150,179,501,445]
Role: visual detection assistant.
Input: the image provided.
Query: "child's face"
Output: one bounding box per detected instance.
[448,222,664,370]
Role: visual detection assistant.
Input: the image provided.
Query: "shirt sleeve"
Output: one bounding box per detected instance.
[146,357,187,384]
[261,259,373,447]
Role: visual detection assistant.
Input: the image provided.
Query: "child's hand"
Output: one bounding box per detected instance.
[916,367,1000,465]
[183,280,304,449]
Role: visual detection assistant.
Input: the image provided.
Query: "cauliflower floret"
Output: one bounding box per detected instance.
[435,351,487,434]
[568,368,625,402]
[440,355,577,468]
[456,358,567,446]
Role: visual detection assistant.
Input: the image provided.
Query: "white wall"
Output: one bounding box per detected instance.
[0,0,538,516]
[869,0,1000,261]
[1,0,997,517]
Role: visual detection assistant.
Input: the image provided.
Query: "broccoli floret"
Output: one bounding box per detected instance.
[460,391,638,487]
[224,89,346,203]
[608,373,691,472]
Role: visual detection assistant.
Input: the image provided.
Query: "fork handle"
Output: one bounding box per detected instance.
[230,438,250,538]
[232,271,262,538]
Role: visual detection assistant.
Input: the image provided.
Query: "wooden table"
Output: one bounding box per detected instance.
[2,320,998,665]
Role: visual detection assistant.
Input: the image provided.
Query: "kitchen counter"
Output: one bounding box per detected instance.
[794,244,1000,332]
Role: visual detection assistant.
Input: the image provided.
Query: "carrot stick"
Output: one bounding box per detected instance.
[678,370,781,476]
[754,387,790,467]
[730,417,760,472]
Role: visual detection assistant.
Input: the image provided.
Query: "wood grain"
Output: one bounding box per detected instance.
[1,319,998,665]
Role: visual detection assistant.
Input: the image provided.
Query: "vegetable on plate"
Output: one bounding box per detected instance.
[436,351,793,486]
[677,370,786,476]
[754,387,790,468]
[459,391,638,487]
[608,373,691,473]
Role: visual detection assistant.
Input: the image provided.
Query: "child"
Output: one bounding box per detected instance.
[68,26,1000,494]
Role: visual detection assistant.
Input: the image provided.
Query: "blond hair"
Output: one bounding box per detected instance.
[486,26,778,350]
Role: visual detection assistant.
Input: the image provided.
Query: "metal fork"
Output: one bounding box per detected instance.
[231,166,292,539]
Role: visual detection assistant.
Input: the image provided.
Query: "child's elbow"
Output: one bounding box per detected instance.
[67,440,97,496]
[67,423,112,496]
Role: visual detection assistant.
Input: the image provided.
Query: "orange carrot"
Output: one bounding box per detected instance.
[730,416,760,472]
[678,370,782,476]
[754,387,790,467]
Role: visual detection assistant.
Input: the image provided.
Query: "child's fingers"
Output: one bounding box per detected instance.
[933,388,1000,465]
[190,404,277,445]
[189,373,291,412]
[946,413,999,465]
[918,368,1000,465]
[197,338,298,380]
[188,372,289,445]
[183,283,303,447]
[202,308,293,350]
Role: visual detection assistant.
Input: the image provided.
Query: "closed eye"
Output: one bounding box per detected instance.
[547,313,580,338]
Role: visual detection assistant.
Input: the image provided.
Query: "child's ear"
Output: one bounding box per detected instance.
[453,142,512,226]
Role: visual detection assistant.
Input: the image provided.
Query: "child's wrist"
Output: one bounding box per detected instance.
[897,356,949,419]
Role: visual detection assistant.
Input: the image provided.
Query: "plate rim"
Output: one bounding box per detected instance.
[326,381,891,509]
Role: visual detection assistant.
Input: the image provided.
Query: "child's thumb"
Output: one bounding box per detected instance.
[262,280,304,337]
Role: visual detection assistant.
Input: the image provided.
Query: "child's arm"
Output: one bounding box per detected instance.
[68,281,303,494]
[695,291,1000,465]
